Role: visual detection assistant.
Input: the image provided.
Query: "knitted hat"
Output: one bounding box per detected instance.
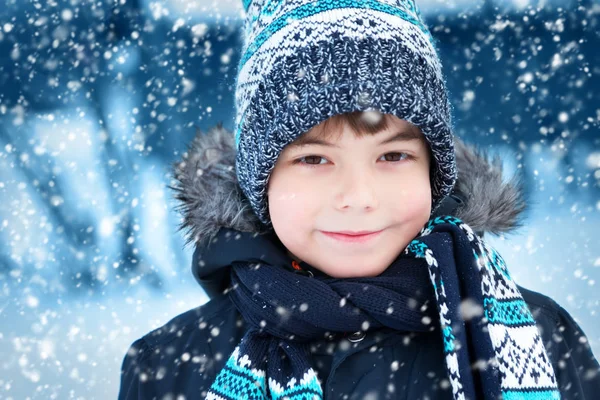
[234,0,457,227]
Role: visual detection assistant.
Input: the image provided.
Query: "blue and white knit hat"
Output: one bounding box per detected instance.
[234,0,457,227]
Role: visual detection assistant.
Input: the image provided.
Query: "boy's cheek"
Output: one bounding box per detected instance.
[388,184,432,220]
[388,177,431,200]
[268,188,317,225]
[269,171,320,203]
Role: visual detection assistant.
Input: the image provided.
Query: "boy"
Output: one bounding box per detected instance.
[119,0,600,399]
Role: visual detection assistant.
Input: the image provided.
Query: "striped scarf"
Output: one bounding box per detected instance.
[206,216,560,400]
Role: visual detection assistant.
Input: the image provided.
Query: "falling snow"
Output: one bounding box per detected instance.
[0,0,599,399]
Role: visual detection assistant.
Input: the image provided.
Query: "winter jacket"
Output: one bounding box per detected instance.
[118,124,600,399]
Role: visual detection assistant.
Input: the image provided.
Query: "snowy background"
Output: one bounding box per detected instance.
[0,0,598,398]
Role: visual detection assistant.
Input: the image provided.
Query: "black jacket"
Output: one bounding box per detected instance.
[118,125,600,399]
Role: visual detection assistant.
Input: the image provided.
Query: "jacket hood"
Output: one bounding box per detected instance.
[170,123,528,298]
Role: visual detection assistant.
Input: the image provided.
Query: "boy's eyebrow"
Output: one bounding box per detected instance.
[378,129,422,145]
[289,129,422,149]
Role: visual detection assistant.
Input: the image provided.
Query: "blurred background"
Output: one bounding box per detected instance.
[0,0,598,398]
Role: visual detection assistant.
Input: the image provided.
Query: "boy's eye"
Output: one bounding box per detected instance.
[380,152,411,162]
[299,155,327,165]
[294,152,413,166]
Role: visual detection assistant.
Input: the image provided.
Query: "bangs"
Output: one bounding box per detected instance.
[311,110,391,141]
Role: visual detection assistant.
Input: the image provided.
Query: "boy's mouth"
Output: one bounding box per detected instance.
[320,229,385,243]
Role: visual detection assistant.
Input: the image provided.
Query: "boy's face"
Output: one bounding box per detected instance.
[267,114,432,278]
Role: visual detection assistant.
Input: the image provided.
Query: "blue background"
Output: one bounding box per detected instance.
[0,0,598,398]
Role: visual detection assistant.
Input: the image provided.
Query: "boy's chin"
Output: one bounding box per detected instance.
[316,260,390,279]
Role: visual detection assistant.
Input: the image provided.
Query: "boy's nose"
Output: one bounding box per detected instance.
[335,170,379,211]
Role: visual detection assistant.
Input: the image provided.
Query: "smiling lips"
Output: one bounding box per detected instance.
[320,229,384,243]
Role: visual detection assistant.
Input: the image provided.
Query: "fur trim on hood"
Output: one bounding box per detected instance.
[170,123,528,250]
